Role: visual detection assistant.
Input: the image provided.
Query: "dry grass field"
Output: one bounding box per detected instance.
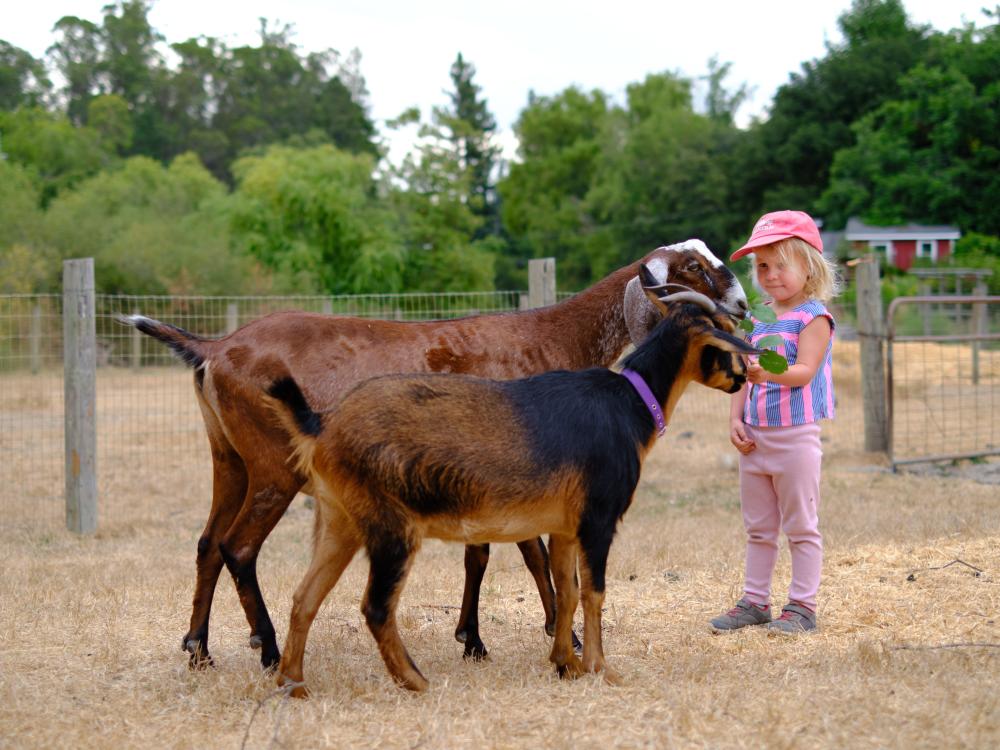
[1,341,999,749]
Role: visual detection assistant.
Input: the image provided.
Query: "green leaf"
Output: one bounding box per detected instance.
[750,303,777,323]
[758,349,788,375]
[739,318,755,333]
[756,334,783,350]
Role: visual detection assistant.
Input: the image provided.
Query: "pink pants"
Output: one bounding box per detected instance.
[738,422,823,611]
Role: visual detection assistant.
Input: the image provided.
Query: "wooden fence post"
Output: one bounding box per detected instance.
[855,256,888,453]
[226,303,239,334]
[528,258,556,309]
[63,258,98,534]
[972,281,987,385]
[30,304,42,374]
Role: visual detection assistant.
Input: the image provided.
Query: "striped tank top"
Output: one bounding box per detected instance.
[744,299,835,427]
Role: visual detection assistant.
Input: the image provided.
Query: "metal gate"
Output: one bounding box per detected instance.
[886,295,1000,468]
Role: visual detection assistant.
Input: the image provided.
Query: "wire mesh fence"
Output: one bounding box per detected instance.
[2,291,532,528]
[7,286,992,531]
[887,296,1000,467]
[0,295,65,526]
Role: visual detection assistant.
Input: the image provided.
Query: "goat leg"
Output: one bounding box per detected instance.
[519,537,584,654]
[218,482,298,669]
[278,506,361,698]
[455,543,490,660]
[579,553,623,686]
[364,532,428,691]
[547,534,584,680]
[183,442,247,668]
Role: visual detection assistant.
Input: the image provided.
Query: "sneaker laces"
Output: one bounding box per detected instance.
[727,601,765,617]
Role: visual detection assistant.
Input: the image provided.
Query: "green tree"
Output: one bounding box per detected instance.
[47,15,105,125]
[229,144,404,294]
[0,41,51,110]
[0,107,110,203]
[0,161,48,293]
[43,153,259,294]
[157,36,230,173]
[499,87,610,288]
[41,6,377,178]
[99,0,162,108]
[585,73,739,280]
[87,93,133,154]
[442,53,501,236]
[731,0,929,221]
[819,16,1000,234]
[210,22,377,175]
[384,100,499,292]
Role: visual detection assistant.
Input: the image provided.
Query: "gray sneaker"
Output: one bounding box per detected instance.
[710,598,772,631]
[766,602,817,634]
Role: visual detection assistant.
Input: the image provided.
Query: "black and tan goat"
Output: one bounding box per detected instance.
[265,267,760,694]
[122,240,748,669]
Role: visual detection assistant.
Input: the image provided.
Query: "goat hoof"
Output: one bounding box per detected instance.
[398,674,430,692]
[261,648,281,671]
[248,635,263,650]
[462,641,489,661]
[556,655,585,681]
[601,665,623,686]
[278,674,309,699]
[183,639,213,669]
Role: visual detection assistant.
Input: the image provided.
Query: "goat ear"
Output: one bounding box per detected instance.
[625,272,664,345]
[639,263,661,289]
[637,264,670,313]
[705,327,762,356]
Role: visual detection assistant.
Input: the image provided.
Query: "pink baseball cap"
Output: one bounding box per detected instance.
[730,210,823,261]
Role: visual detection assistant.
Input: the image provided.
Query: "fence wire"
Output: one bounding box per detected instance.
[2,292,528,527]
[0,289,916,530]
[0,295,65,526]
[887,297,1000,466]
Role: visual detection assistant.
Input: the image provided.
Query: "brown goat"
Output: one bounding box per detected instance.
[265,270,757,694]
[123,240,748,669]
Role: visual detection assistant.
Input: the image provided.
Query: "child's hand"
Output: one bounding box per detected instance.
[730,420,756,454]
[745,362,768,385]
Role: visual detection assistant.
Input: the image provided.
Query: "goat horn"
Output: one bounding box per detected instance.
[642,281,697,294]
[658,290,717,313]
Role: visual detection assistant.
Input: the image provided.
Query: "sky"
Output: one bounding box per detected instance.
[6,0,994,160]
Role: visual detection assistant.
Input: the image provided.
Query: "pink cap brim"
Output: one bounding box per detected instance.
[729,232,799,261]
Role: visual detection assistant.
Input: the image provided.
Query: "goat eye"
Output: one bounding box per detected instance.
[685,261,700,273]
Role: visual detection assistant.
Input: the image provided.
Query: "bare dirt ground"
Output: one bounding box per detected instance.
[1,346,998,749]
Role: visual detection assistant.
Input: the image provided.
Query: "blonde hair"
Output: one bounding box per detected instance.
[751,237,843,303]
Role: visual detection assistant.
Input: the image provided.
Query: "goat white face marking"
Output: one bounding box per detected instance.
[667,239,724,269]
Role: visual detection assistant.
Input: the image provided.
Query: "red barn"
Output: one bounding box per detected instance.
[843,217,961,271]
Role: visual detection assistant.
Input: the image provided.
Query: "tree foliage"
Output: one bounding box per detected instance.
[229,145,404,294]
[732,0,930,219]
[500,87,609,288]
[0,41,51,110]
[0,0,996,297]
[819,19,1000,234]
[43,153,260,294]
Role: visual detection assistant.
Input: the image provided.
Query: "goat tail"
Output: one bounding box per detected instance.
[265,375,323,478]
[117,314,210,369]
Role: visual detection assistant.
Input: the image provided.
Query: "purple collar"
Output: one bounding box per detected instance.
[621,368,666,438]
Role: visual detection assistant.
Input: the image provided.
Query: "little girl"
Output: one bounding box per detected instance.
[710,210,841,634]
